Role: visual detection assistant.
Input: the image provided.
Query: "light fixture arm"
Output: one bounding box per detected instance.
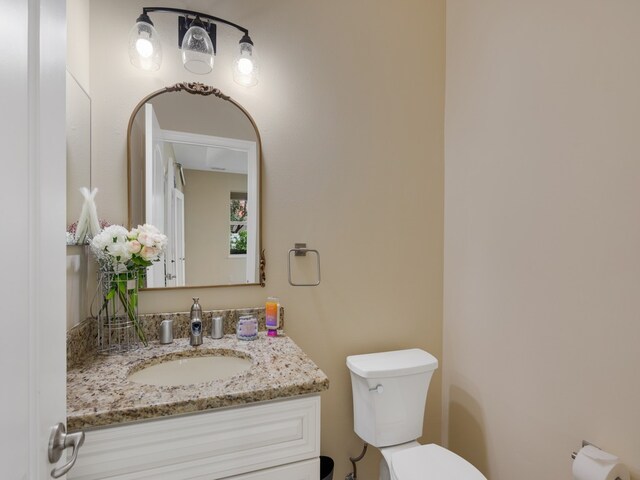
[141,7,250,36]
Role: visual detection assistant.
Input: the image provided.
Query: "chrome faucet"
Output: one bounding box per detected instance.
[190,297,203,346]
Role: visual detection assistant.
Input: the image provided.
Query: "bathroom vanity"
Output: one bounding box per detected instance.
[66,318,328,480]
[63,82,330,479]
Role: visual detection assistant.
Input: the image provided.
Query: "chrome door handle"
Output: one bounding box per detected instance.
[48,423,85,478]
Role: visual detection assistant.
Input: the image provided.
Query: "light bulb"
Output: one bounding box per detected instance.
[135,38,153,58]
[237,57,254,75]
[233,40,258,87]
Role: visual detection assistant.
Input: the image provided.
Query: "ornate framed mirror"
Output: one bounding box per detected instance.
[127,83,264,289]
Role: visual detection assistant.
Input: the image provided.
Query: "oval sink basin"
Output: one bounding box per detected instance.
[128,355,252,386]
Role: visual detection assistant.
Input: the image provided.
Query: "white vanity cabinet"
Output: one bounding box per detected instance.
[69,395,321,480]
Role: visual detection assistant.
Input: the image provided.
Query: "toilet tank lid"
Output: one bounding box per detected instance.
[346,349,438,378]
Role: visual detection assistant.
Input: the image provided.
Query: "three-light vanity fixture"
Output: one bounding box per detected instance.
[128,7,258,86]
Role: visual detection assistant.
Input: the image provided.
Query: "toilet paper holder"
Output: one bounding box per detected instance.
[572,440,622,480]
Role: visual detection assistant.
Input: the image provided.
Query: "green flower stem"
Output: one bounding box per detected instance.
[98,271,148,348]
[117,287,148,346]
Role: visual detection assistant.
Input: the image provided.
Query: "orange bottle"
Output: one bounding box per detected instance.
[265,297,280,337]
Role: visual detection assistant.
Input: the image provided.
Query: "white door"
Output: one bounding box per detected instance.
[164,155,177,287]
[173,189,186,286]
[161,130,260,284]
[246,142,259,283]
[0,0,69,478]
[144,104,166,287]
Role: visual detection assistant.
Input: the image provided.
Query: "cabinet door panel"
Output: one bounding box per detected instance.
[70,396,320,480]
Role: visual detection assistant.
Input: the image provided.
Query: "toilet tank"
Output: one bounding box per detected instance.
[347,349,438,447]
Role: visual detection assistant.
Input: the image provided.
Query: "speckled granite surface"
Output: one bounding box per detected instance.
[67,332,328,432]
[67,318,98,368]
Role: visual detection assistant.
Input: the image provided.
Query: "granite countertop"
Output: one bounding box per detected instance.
[67,332,329,431]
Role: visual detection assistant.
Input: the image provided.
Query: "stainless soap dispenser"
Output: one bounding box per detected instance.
[190,297,203,346]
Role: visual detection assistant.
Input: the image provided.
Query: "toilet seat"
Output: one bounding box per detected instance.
[391,444,486,480]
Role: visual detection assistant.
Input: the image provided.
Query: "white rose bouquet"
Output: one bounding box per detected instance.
[91,224,168,347]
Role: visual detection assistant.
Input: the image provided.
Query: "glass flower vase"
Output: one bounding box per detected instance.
[96,268,147,353]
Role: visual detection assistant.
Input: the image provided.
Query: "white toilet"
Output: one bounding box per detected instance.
[347,349,486,480]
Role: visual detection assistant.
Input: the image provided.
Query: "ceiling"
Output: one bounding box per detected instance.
[170,142,248,175]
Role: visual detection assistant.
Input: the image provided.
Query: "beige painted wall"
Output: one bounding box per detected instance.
[67,0,90,92]
[184,170,247,285]
[66,72,91,226]
[86,0,445,477]
[444,1,640,479]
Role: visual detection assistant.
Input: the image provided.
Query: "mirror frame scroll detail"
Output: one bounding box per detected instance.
[126,82,265,289]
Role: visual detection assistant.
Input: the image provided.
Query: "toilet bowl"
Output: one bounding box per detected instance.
[347,349,486,480]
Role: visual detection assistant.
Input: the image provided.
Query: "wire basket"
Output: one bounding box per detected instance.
[95,268,147,354]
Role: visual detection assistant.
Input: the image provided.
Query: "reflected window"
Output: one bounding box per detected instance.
[230,192,247,255]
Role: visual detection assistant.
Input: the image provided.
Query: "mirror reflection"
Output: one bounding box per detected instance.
[128,84,262,289]
[66,71,92,244]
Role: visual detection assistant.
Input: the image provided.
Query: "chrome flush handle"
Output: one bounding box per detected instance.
[48,423,85,478]
[369,384,384,394]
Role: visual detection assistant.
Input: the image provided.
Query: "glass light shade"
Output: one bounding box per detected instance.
[233,42,259,87]
[181,25,214,74]
[128,21,162,71]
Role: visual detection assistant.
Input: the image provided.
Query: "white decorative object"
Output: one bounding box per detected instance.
[75,187,101,244]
